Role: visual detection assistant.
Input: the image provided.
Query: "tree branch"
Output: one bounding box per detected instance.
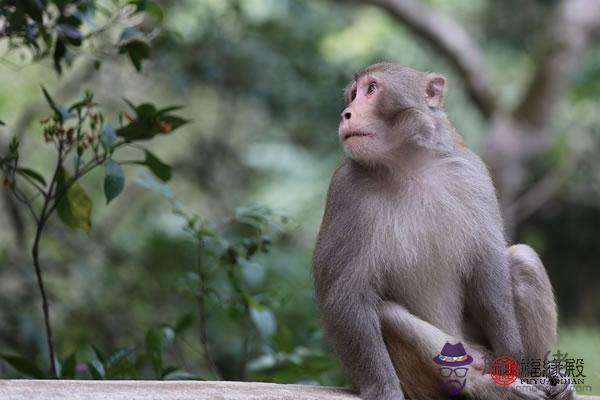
[515,0,600,131]
[361,0,497,118]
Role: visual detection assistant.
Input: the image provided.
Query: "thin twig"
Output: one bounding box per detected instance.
[30,141,65,378]
[195,239,221,380]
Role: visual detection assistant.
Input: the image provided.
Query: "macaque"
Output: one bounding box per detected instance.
[313,63,572,400]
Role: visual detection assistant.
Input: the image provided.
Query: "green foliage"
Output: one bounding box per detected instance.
[0,0,166,74]
[2,0,599,391]
[116,102,191,141]
[1,56,188,376]
[1,354,45,379]
[56,167,93,232]
[143,150,172,182]
[119,39,152,72]
[2,87,190,232]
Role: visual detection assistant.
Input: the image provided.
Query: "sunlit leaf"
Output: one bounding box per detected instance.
[91,345,106,364]
[104,159,125,204]
[56,167,92,232]
[250,304,277,338]
[101,123,118,148]
[86,360,105,380]
[160,366,179,379]
[163,370,198,380]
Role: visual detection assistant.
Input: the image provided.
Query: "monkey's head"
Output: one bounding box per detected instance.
[339,63,447,164]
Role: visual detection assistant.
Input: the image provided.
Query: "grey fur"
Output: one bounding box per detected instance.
[313,64,569,400]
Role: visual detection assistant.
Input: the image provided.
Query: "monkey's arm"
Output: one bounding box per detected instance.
[468,246,524,359]
[316,287,405,400]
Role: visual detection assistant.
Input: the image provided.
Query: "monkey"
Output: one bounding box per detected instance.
[313,63,573,400]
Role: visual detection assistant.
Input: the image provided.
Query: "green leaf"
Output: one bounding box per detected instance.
[61,354,77,378]
[118,39,151,72]
[91,345,107,364]
[53,38,66,75]
[41,85,63,123]
[144,150,171,181]
[116,113,156,141]
[162,370,198,380]
[56,167,93,232]
[18,168,47,187]
[105,348,134,377]
[160,366,179,379]
[116,100,190,141]
[23,0,44,23]
[138,105,160,121]
[1,354,45,378]
[174,314,195,335]
[104,160,125,205]
[145,329,163,378]
[86,360,104,380]
[0,120,5,126]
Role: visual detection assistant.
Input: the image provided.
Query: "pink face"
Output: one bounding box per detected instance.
[339,76,378,142]
[338,75,392,162]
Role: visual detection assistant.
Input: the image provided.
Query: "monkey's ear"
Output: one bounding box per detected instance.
[425,73,446,108]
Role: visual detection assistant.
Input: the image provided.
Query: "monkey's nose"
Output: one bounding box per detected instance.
[343,111,351,120]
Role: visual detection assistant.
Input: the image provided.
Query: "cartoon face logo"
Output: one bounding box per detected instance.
[433,342,473,396]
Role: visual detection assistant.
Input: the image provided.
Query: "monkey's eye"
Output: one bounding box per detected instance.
[367,82,377,95]
[350,88,357,101]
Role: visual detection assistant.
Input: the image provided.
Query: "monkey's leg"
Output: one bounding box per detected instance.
[379,302,560,400]
[509,244,557,360]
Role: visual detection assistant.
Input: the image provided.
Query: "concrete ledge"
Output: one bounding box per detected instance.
[0,380,356,400]
[0,380,598,399]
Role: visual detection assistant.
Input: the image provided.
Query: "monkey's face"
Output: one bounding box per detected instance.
[338,63,446,164]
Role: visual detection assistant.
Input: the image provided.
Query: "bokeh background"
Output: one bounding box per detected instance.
[1,0,599,394]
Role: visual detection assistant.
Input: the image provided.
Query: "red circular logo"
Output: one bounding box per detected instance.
[490,355,519,387]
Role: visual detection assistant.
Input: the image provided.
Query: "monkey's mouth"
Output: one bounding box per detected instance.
[342,131,374,141]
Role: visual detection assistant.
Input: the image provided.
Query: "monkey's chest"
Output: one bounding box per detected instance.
[362,196,477,324]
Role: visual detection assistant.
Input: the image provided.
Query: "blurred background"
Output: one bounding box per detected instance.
[0,0,599,394]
